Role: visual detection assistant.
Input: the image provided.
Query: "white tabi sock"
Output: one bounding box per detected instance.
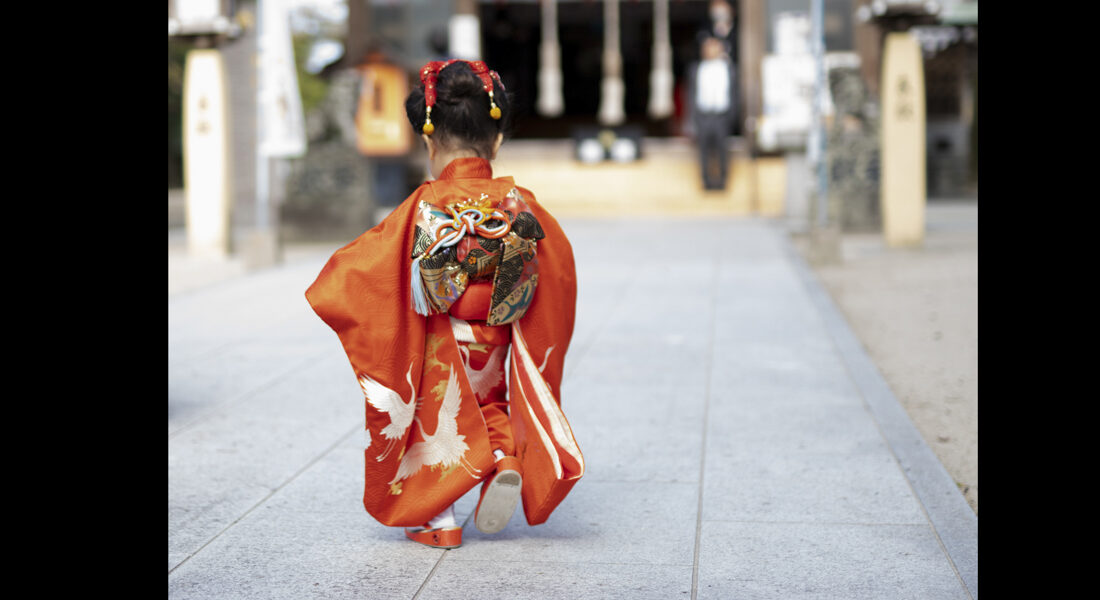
[426,504,457,529]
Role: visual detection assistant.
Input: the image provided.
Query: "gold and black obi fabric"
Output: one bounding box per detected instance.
[410,187,545,326]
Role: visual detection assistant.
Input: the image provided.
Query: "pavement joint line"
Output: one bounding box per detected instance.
[690,253,720,600]
[167,306,314,365]
[410,545,450,600]
[168,348,333,441]
[409,493,480,598]
[168,337,245,367]
[167,422,364,576]
[783,235,978,600]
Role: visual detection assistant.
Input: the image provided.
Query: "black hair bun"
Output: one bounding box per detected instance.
[439,68,485,101]
[404,61,513,159]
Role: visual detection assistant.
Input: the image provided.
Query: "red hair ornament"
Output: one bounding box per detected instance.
[420,60,503,135]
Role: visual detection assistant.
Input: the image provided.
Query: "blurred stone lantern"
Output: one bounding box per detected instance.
[826,61,881,232]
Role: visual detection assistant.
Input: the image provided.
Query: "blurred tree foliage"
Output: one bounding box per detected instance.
[293,34,330,116]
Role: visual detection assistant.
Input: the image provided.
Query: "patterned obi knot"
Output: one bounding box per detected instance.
[410,187,544,326]
[424,200,513,258]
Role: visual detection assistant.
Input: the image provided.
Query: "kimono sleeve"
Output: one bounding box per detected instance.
[304,192,428,390]
[513,186,578,403]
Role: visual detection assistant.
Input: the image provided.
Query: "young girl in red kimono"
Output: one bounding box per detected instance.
[306,59,584,549]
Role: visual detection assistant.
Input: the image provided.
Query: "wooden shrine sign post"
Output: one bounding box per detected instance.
[354,59,412,158]
[880,32,926,247]
[183,49,232,258]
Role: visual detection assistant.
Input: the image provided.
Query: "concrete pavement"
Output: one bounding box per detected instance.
[793,202,979,515]
[168,214,977,599]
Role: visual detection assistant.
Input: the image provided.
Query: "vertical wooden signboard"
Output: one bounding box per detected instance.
[355,62,412,157]
[880,32,925,247]
[183,49,231,258]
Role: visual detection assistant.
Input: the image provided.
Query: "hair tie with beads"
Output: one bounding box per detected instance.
[419,61,445,135]
[419,60,503,135]
[464,60,503,120]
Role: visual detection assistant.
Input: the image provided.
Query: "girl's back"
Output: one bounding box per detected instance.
[305,59,583,549]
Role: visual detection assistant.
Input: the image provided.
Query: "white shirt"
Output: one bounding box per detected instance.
[696,59,730,113]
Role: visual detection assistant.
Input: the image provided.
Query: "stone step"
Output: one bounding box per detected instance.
[493,138,787,218]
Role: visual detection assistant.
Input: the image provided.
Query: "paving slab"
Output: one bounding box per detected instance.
[696,521,969,600]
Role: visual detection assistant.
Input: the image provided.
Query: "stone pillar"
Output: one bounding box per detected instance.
[738,0,765,149]
[648,0,673,119]
[598,0,625,126]
[253,0,306,268]
[537,0,564,117]
[219,3,258,241]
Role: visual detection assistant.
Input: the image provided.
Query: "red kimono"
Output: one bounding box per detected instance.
[305,157,584,528]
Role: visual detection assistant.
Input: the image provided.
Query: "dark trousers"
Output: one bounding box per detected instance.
[696,111,731,190]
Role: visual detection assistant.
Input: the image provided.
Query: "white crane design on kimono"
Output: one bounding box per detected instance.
[456,343,508,392]
[388,366,483,485]
[359,363,417,463]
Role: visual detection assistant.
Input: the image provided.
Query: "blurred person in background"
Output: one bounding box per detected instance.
[692,36,737,191]
[306,59,584,550]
